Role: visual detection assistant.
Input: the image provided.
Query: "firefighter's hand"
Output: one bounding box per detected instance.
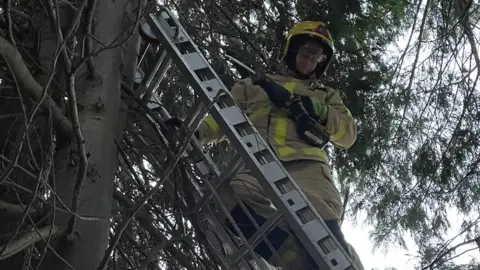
[252,76,292,107]
[286,96,309,119]
[300,96,328,124]
[291,109,330,148]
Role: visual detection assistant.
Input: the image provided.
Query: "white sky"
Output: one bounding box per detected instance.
[343,208,479,269]
[343,215,417,269]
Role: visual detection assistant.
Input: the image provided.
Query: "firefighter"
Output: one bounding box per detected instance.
[195,21,364,269]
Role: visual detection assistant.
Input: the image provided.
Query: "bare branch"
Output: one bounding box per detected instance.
[65,74,89,237]
[340,186,350,225]
[112,190,195,270]
[83,0,97,78]
[0,200,37,217]
[421,236,480,269]
[0,225,61,261]
[393,0,431,140]
[4,0,15,46]
[0,35,73,139]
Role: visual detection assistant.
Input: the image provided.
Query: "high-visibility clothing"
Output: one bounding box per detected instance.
[196,67,357,164]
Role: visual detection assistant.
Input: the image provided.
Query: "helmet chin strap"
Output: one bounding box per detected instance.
[293,67,316,79]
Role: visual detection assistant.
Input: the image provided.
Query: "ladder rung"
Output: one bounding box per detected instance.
[184,52,209,71]
[239,134,268,154]
[200,79,225,98]
[220,106,247,126]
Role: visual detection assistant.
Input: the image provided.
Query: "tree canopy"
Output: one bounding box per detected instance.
[0,0,478,269]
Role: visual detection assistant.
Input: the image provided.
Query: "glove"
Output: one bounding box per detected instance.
[299,96,328,125]
[286,99,330,148]
[252,74,292,108]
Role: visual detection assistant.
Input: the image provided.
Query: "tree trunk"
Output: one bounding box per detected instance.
[39,1,137,269]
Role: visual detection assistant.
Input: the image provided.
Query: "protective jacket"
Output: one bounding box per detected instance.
[196,66,357,163]
[196,66,364,270]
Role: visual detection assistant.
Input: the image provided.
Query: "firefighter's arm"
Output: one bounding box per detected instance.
[196,79,250,144]
[306,88,357,149]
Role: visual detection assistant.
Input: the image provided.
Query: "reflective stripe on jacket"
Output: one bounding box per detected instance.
[196,70,357,163]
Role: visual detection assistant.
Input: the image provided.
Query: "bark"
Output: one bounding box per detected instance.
[38,0,136,269]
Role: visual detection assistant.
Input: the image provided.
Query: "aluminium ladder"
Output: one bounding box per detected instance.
[135,6,358,270]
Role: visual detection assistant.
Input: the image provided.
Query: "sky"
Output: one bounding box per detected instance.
[343,214,417,269]
[343,208,479,269]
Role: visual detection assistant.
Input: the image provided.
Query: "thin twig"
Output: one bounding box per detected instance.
[422,236,480,269]
[83,0,97,78]
[0,35,73,139]
[0,41,35,186]
[65,73,89,237]
[72,0,146,72]
[22,208,76,270]
[4,0,15,47]
[393,0,431,141]
[44,0,90,237]
[112,191,195,270]
[35,107,57,269]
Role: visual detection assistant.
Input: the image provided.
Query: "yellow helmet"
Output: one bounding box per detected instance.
[280,21,335,77]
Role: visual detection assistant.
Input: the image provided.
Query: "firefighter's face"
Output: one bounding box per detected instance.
[295,40,326,75]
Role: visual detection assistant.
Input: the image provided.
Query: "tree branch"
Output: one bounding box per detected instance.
[0,35,73,139]
[0,200,37,217]
[422,236,480,269]
[4,0,15,47]
[83,0,97,78]
[340,186,350,225]
[0,225,61,261]
[66,74,89,237]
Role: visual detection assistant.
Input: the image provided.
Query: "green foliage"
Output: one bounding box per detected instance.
[147,0,480,268]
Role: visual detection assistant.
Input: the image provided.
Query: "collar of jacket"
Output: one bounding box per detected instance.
[276,64,324,89]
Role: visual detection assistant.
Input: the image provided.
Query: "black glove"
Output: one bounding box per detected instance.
[286,98,330,148]
[252,74,292,108]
